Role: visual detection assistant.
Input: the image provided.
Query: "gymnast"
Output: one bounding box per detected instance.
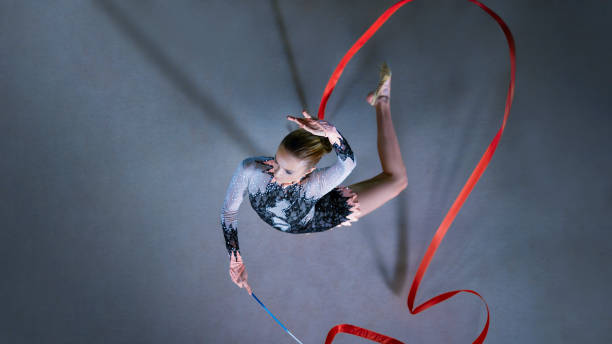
[220,63,408,295]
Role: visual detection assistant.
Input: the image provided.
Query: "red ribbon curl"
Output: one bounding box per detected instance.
[317,1,516,343]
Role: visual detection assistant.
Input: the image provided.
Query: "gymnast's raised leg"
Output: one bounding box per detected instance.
[348,63,408,219]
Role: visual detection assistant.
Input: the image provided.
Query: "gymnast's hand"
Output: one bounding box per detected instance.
[287,110,342,146]
[229,251,253,295]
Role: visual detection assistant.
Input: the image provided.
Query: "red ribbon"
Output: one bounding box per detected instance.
[317,1,516,343]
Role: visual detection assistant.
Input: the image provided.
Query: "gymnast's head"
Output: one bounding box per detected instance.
[271,128,333,184]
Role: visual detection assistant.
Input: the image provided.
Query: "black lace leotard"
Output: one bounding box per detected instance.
[220,129,361,261]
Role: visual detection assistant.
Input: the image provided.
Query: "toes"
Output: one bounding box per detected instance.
[366,93,374,103]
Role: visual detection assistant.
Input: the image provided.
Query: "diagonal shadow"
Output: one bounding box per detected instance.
[271,0,380,125]
[372,191,410,296]
[270,0,309,135]
[325,39,381,123]
[93,0,265,155]
[270,0,308,109]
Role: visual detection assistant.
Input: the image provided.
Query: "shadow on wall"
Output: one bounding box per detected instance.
[270,0,309,134]
[93,0,266,156]
[270,0,382,127]
[362,189,411,296]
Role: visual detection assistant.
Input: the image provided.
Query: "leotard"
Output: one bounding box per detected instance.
[220,129,360,261]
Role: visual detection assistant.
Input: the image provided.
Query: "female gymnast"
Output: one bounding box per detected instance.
[220,63,408,295]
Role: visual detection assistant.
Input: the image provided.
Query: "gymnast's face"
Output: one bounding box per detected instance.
[271,144,315,184]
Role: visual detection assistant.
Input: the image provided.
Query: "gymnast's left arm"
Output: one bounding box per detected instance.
[306,126,356,199]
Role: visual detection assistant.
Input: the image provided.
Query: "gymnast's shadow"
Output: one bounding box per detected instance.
[271,0,379,125]
[361,192,410,296]
[93,0,265,156]
[270,0,308,133]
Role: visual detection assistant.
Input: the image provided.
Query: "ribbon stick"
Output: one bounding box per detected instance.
[315,0,516,343]
[251,292,304,344]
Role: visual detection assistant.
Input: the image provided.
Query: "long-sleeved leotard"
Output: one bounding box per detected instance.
[220,128,358,261]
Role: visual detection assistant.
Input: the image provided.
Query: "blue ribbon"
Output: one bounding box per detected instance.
[251,292,304,344]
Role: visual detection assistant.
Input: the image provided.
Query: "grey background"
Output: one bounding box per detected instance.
[1,0,611,343]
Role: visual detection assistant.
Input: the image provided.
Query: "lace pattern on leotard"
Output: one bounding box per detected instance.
[220,129,357,259]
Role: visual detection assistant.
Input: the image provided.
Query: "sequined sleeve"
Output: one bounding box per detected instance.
[220,158,251,262]
[305,127,356,199]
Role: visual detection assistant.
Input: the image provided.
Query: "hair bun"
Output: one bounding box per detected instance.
[281,128,333,168]
[320,135,333,153]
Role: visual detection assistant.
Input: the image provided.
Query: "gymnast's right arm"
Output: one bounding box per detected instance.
[220,158,250,262]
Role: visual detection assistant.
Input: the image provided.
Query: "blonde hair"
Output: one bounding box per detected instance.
[280,128,333,169]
